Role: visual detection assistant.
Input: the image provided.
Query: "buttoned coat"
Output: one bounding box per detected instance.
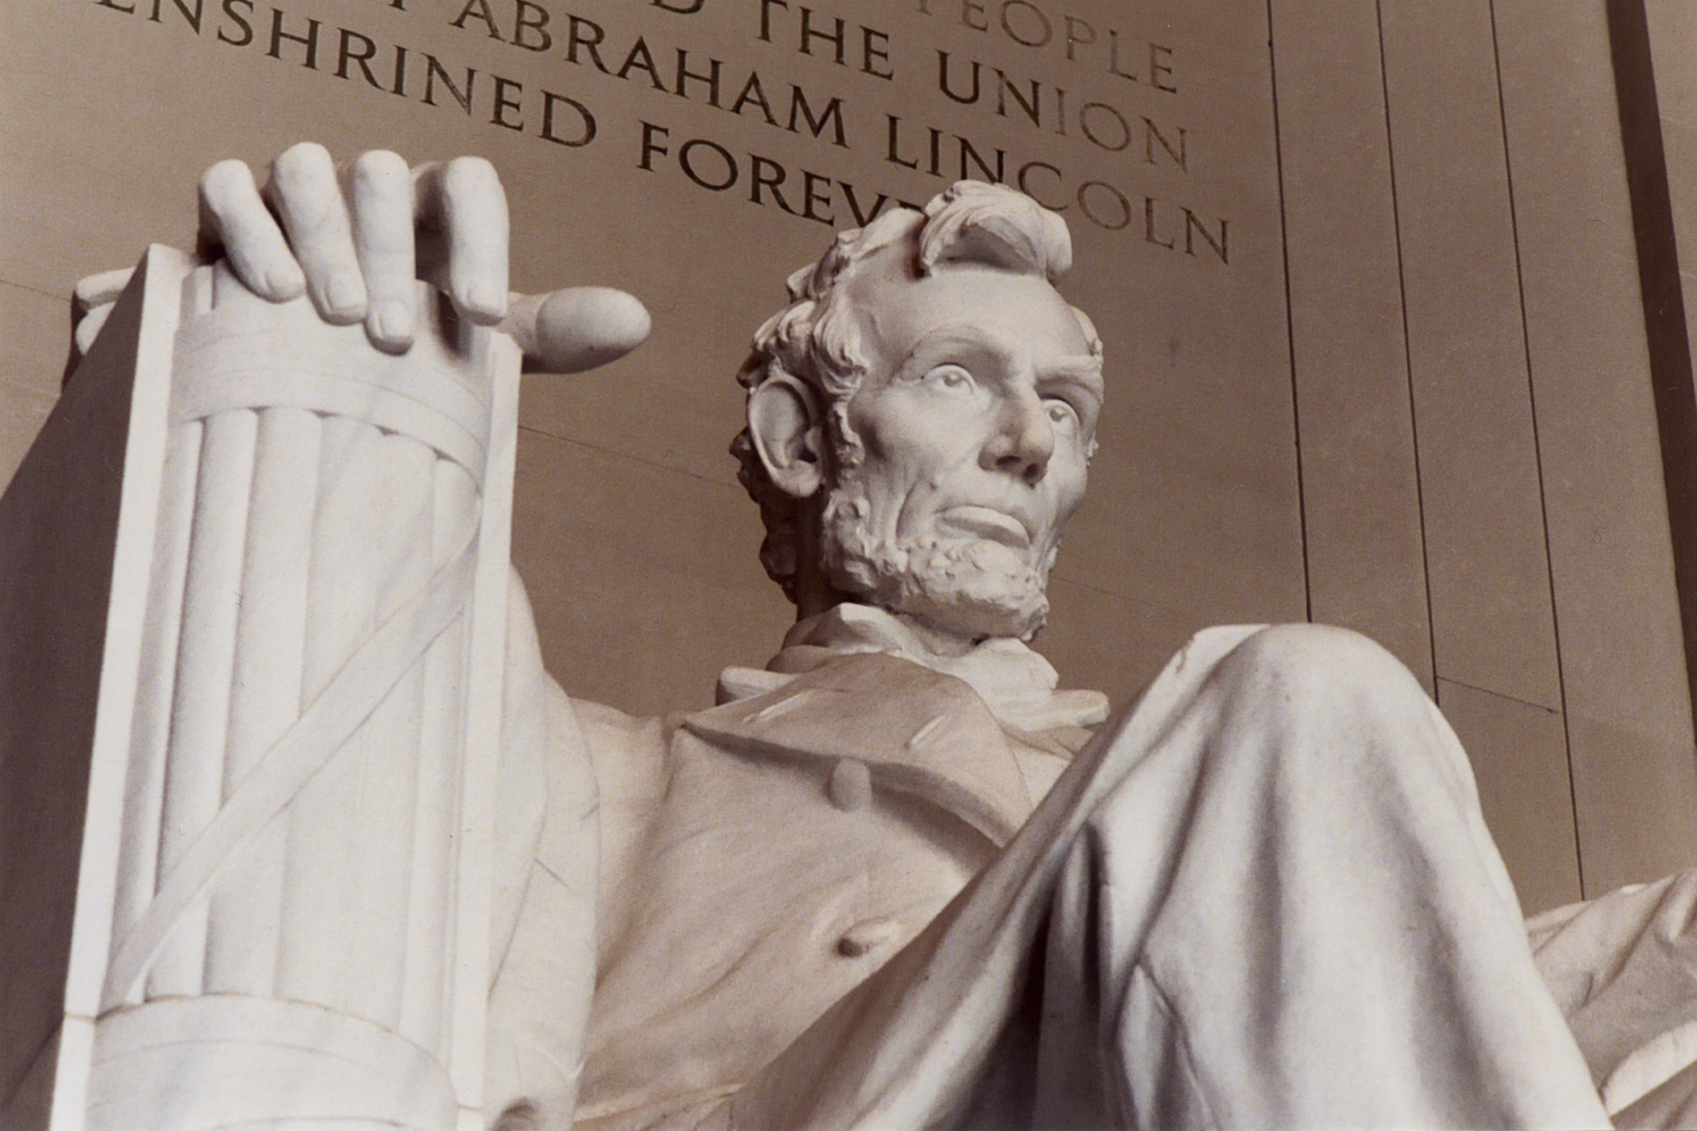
[484,601,1092,1129]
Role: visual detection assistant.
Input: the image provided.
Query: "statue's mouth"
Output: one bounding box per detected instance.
[936,506,1032,549]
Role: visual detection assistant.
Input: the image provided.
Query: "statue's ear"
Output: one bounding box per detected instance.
[748,374,826,499]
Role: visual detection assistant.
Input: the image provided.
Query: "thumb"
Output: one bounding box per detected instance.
[501,287,651,374]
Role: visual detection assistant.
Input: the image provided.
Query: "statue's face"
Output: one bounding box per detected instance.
[820,257,1103,641]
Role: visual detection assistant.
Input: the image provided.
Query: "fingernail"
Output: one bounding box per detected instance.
[464,282,506,321]
[324,275,365,321]
[263,264,305,300]
[372,299,413,347]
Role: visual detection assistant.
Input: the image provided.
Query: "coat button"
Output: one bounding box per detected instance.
[836,917,901,958]
[827,758,872,811]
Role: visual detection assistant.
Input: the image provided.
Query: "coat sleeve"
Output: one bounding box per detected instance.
[483,569,603,1129]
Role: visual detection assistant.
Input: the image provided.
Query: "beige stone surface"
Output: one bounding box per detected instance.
[1567,707,1697,895]
[1038,576,1212,709]
[0,382,59,495]
[1497,0,1697,895]
[0,284,71,487]
[1379,0,1561,712]
[1268,0,1432,691]
[511,428,792,719]
[0,283,71,394]
[1436,677,1580,916]
[1646,1,1697,385]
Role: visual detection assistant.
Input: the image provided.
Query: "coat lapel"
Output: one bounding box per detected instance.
[682,652,1036,845]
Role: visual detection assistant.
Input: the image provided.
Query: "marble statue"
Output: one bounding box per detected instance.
[17,143,1697,1130]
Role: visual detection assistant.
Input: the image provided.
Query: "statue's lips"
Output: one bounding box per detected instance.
[936,506,1032,549]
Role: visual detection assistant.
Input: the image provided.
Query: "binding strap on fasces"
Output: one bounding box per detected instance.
[101,534,480,1010]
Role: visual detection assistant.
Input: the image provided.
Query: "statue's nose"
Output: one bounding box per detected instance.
[980,389,1053,486]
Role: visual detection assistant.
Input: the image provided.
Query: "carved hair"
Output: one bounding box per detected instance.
[731,181,1094,600]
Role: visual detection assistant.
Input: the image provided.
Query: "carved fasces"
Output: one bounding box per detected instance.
[37,248,517,1131]
[19,148,647,1130]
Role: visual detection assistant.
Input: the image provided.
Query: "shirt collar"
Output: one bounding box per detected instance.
[717,603,1110,732]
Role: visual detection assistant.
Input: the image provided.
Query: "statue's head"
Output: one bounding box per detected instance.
[733,182,1104,643]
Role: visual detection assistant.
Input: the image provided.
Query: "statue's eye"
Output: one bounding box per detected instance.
[927,365,976,394]
[1045,398,1079,428]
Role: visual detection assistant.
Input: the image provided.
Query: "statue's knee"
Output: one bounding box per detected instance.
[1210,624,1437,758]
[1220,623,1419,699]
[1192,625,1458,804]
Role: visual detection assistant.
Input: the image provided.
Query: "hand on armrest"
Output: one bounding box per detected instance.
[199,145,508,350]
[195,143,649,371]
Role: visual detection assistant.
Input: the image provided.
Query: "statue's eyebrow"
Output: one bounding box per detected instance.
[893,325,1007,376]
[894,324,1099,385]
[902,324,1004,358]
[1036,359,1105,402]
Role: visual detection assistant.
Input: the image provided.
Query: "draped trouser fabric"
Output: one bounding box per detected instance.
[710,624,1612,1130]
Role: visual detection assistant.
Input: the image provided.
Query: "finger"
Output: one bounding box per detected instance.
[72,269,133,362]
[264,142,365,325]
[345,150,417,351]
[199,159,304,302]
[503,287,651,374]
[73,266,136,313]
[415,157,508,324]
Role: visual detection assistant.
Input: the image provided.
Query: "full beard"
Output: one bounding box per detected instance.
[819,483,1054,642]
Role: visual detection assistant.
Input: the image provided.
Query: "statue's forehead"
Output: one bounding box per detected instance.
[846,262,1092,365]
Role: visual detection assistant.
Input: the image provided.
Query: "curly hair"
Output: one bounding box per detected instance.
[730,181,1094,601]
